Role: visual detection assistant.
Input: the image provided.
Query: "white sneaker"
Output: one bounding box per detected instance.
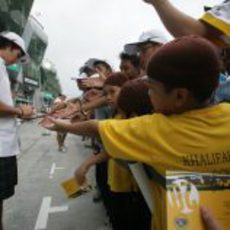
[58,146,67,152]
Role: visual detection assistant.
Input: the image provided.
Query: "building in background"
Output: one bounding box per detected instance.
[0,0,34,34]
[40,59,62,109]
[0,0,35,103]
[0,1,62,109]
[17,15,48,108]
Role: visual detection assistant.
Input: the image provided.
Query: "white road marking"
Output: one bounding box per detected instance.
[34,196,68,230]
[49,163,64,179]
[50,206,69,213]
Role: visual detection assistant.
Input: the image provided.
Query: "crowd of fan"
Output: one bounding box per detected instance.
[1,0,230,230]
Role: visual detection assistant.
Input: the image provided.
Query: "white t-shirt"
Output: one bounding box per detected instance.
[0,57,20,157]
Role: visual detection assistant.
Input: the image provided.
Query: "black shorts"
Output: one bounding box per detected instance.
[0,156,18,200]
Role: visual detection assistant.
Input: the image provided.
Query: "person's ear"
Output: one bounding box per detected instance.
[172,88,190,108]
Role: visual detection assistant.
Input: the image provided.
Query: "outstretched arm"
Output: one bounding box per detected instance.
[74,152,109,184]
[143,0,209,37]
[41,117,100,138]
[0,100,22,117]
[81,96,107,112]
[0,101,34,118]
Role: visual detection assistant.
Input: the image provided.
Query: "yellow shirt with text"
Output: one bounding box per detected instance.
[99,103,230,230]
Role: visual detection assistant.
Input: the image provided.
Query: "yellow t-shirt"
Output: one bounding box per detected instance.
[99,103,230,230]
[108,159,138,192]
[107,114,138,193]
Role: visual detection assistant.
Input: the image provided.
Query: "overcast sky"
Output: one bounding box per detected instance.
[31,0,222,97]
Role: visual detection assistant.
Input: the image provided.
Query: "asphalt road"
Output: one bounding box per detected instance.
[4,120,110,230]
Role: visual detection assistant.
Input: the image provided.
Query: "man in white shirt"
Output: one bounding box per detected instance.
[0,31,33,230]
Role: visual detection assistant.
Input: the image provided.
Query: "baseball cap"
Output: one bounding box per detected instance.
[84,58,101,69]
[0,31,29,64]
[124,29,168,55]
[79,58,102,74]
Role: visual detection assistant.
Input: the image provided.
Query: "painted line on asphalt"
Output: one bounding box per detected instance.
[34,196,68,230]
[49,163,64,179]
[34,197,51,230]
[50,206,69,213]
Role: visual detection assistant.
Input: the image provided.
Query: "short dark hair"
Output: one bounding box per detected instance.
[147,35,220,103]
[119,52,140,68]
[0,36,15,49]
[94,60,112,72]
[117,79,153,117]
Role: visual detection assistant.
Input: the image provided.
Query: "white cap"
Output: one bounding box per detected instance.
[124,29,168,55]
[0,31,29,64]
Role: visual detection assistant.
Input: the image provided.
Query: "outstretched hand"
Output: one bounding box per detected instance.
[39,116,70,132]
[50,102,80,119]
